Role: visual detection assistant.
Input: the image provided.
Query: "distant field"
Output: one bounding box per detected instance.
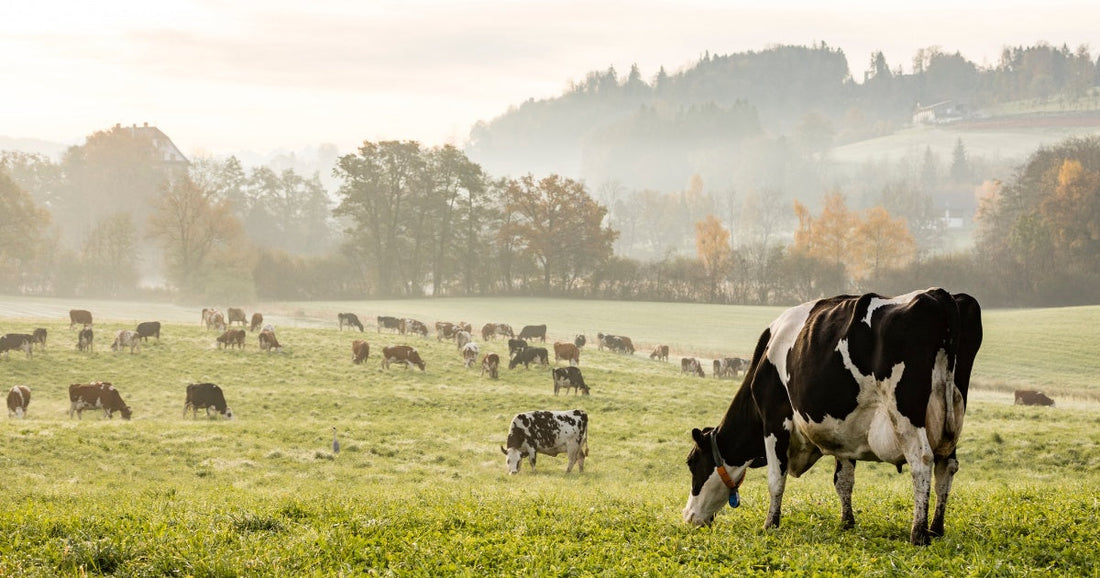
[0,295,1097,575]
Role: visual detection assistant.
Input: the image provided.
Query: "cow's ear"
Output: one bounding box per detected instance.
[691,428,706,446]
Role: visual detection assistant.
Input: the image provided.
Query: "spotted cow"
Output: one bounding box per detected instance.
[352,340,370,364]
[7,385,30,418]
[683,289,983,545]
[462,341,480,368]
[77,328,94,352]
[509,346,548,369]
[69,382,132,420]
[481,353,500,379]
[31,328,47,351]
[258,329,281,352]
[500,409,589,474]
[381,345,426,371]
[713,357,747,379]
[111,330,140,353]
[650,345,670,362]
[339,313,364,332]
[552,366,589,395]
[681,357,704,377]
[0,333,34,359]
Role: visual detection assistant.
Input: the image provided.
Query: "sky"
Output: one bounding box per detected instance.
[2,0,1098,157]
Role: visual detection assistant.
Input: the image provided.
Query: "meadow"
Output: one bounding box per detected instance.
[0,296,1097,576]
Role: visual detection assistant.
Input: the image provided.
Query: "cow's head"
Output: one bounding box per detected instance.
[224,407,234,419]
[683,427,748,527]
[409,351,426,371]
[500,444,529,474]
[120,406,133,420]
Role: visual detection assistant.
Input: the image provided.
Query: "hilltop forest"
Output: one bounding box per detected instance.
[1,42,1099,307]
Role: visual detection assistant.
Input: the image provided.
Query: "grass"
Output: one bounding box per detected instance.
[0,297,1097,575]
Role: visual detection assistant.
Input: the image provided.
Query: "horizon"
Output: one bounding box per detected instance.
[3,0,1098,158]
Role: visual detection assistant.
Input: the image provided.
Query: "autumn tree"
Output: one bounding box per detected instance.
[0,171,51,291]
[695,214,732,302]
[851,206,916,282]
[501,174,617,293]
[82,212,139,296]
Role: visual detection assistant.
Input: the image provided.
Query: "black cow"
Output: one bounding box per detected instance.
[574,334,586,349]
[135,321,161,342]
[184,383,233,419]
[377,316,402,333]
[77,328,94,352]
[339,313,364,332]
[517,324,547,342]
[509,346,549,369]
[31,328,47,350]
[552,366,589,395]
[683,289,983,546]
[0,333,34,359]
[508,338,528,357]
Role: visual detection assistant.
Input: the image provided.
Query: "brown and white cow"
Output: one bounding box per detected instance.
[455,331,472,350]
[111,330,141,354]
[462,341,480,368]
[69,382,132,420]
[184,383,233,419]
[69,309,92,328]
[553,342,580,366]
[680,357,705,377]
[713,357,747,379]
[250,312,264,332]
[481,353,500,379]
[1014,389,1055,406]
[650,345,670,362]
[201,308,216,327]
[404,319,429,337]
[227,307,247,327]
[216,329,246,349]
[352,340,370,364]
[7,385,30,418]
[381,345,425,371]
[0,333,34,359]
[436,321,457,341]
[501,409,589,474]
[258,329,281,352]
[77,328,94,352]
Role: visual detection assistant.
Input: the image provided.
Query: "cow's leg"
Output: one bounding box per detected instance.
[902,429,935,545]
[528,453,536,472]
[763,430,790,529]
[929,450,959,537]
[833,458,857,529]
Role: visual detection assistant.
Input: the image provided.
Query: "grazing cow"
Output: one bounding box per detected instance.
[31,328,47,351]
[250,312,264,332]
[184,383,233,419]
[436,321,457,341]
[377,315,402,333]
[69,309,92,328]
[111,330,140,353]
[258,329,281,352]
[481,323,497,341]
[339,313,365,332]
[135,321,161,342]
[495,323,515,339]
[509,346,549,370]
[352,340,370,364]
[1014,389,1055,406]
[78,328,94,352]
[216,329,246,349]
[208,312,227,331]
[481,353,500,379]
[7,385,30,418]
[683,289,983,546]
[404,319,429,337]
[597,333,634,354]
[552,366,589,395]
[462,342,480,368]
[501,409,589,474]
[457,322,473,334]
[381,345,426,371]
[508,338,528,357]
[517,324,547,342]
[712,357,747,379]
[650,345,670,362]
[227,307,247,327]
[0,334,34,359]
[619,336,635,354]
[69,382,132,420]
[574,334,586,349]
[201,308,216,328]
[681,357,705,377]
[455,331,472,350]
[553,342,580,366]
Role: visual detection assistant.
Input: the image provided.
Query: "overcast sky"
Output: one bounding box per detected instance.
[2,0,1097,156]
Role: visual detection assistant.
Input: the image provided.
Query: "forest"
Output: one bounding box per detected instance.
[1,42,1099,307]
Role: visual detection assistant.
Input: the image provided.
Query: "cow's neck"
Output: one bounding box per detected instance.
[714,378,766,466]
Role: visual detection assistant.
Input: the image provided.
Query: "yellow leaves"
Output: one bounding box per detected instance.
[694,215,731,272]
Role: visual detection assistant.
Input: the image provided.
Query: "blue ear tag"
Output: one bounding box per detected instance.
[728,490,741,508]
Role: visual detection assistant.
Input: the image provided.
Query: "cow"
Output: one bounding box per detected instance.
[481,323,497,341]
[508,338,527,357]
[258,329,281,352]
[135,321,161,342]
[455,331,472,350]
[510,346,549,370]
[69,382,132,420]
[250,312,264,332]
[552,366,589,395]
[680,357,704,377]
[495,323,515,339]
[1014,389,1055,406]
[713,357,747,379]
[111,330,140,354]
[377,316,402,333]
[481,353,500,379]
[0,333,34,359]
[618,336,635,355]
[208,312,227,331]
[553,342,580,366]
[501,409,589,474]
[683,289,983,546]
[352,340,370,364]
[77,328,94,352]
[7,385,30,418]
[69,309,92,328]
[216,329,246,349]
[339,313,365,332]
[381,345,426,371]
[650,345,670,362]
[31,328,47,351]
[436,321,457,341]
[462,342,480,368]
[227,307,247,327]
[201,308,220,329]
[456,322,473,334]
[184,383,233,419]
[404,319,429,337]
[574,334,586,349]
[597,333,634,354]
[517,324,547,342]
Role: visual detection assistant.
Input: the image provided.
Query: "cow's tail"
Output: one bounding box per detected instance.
[935,289,963,442]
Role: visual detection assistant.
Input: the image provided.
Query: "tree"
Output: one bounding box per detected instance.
[851,206,916,282]
[423,145,485,296]
[950,138,971,183]
[82,212,139,296]
[501,174,618,293]
[695,214,732,302]
[0,171,50,291]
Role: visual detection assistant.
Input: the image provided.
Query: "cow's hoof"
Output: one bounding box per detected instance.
[910,527,931,546]
[840,516,856,530]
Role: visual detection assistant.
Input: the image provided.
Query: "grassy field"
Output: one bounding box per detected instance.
[0,297,1097,575]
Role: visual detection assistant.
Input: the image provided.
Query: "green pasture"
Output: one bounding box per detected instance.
[0,298,1097,575]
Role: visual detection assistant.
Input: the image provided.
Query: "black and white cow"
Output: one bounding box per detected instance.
[552,366,589,395]
[508,338,527,357]
[500,409,589,474]
[683,289,983,546]
[0,333,34,359]
[509,346,548,369]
